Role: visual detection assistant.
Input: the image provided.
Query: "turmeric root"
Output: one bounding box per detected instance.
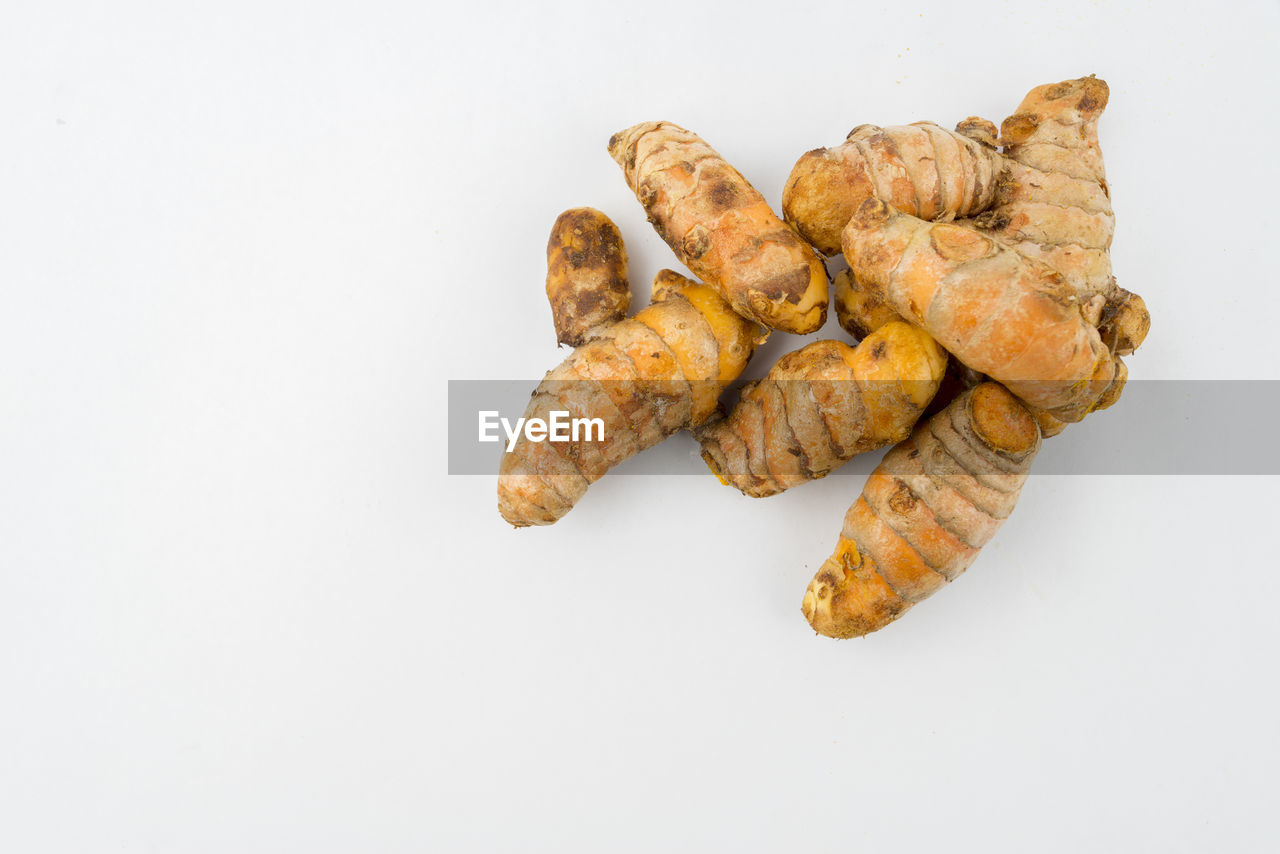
[975,76,1149,355]
[832,267,900,341]
[498,270,761,526]
[801,382,1040,638]
[545,207,630,346]
[695,322,946,497]
[782,120,1003,256]
[608,121,828,334]
[833,267,996,424]
[837,258,1109,439]
[842,198,1120,422]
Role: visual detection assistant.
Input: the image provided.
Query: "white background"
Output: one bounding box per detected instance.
[3,1,1278,851]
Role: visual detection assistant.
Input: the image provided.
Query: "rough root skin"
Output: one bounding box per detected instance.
[842,198,1119,422]
[498,271,761,527]
[802,383,1041,639]
[695,322,946,497]
[782,121,1005,257]
[982,75,1149,356]
[546,207,630,347]
[1098,289,1149,357]
[833,267,901,341]
[609,121,828,334]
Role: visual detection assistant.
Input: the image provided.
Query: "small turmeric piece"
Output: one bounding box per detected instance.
[498,270,761,527]
[801,382,1040,638]
[609,121,828,334]
[695,323,945,497]
[832,267,900,341]
[545,207,630,346]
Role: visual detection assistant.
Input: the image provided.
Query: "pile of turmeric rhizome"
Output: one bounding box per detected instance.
[497,76,1150,639]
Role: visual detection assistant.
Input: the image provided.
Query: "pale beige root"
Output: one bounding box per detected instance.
[842,198,1121,422]
[781,120,1004,256]
[498,271,761,527]
[974,75,1149,356]
[801,382,1040,638]
[695,323,946,498]
[608,121,828,334]
[545,207,630,346]
[833,268,901,340]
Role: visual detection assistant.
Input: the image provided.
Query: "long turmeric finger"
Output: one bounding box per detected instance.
[802,382,1040,638]
[498,271,761,527]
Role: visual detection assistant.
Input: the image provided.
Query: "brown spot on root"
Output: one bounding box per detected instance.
[646,215,680,253]
[871,341,887,360]
[973,210,1011,232]
[567,286,608,320]
[637,179,659,209]
[1044,82,1073,100]
[754,265,814,303]
[682,225,710,260]
[887,480,917,515]
[1001,113,1039,145]
[837,547,862,575]
[850,197,892,229]
[707,181,738,211]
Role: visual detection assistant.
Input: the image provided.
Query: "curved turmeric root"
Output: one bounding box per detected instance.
[782,120,1003,256]
[842,198,1120,422]
[976,75,1148,355]
[498,271,761,527]
[609,121,828,334]
[802,382,1040,639]
[695,322,946,498]
[545,207,630,346]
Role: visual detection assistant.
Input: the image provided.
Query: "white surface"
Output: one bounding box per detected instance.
[3,1,1279,851]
